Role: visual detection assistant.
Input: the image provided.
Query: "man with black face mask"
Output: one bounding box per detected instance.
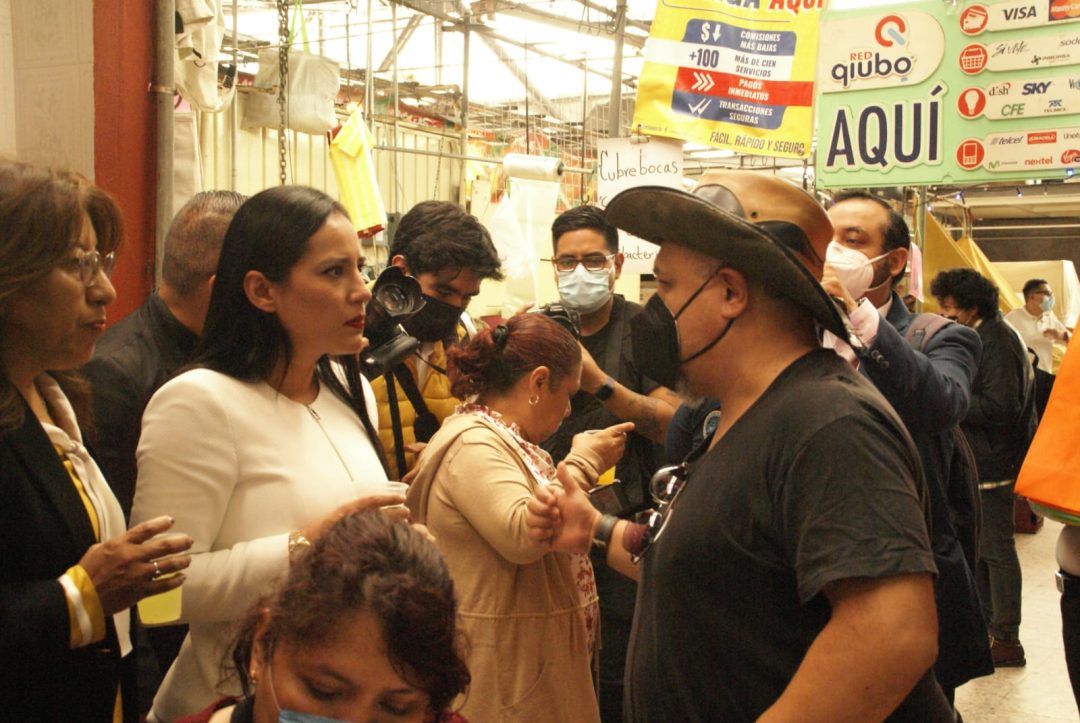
[526,171,951,722]
[368,200,503,478]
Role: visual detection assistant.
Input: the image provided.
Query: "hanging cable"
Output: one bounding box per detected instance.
[524,30,530,156]
[276,0,290,186]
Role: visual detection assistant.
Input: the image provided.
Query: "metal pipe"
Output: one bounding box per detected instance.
[571,0,651,32]
[378,14,422,73]
[914,186,928,268]
[366,0,374,130]
[942,223,1080,231]
[391,0,400,212]
[373,142,590,175]
[476,33,562,120]
[153,0,176,288]
[607,0,626,138]
[459,11,470,206]
[398,0,631,85]
[231,0,239,191]
[495,2,644,48]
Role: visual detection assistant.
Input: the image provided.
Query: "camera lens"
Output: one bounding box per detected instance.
[377,285,409,314]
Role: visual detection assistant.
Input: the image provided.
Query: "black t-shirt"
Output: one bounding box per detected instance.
[625,349,938,722]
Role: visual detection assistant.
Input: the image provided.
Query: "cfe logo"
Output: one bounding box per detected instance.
[831,15,915,89]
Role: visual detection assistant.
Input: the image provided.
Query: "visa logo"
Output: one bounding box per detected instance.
[1022,81,1052,95]
[1003,5,1037,20]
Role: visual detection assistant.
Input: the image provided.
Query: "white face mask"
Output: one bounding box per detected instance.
[825,241,889,300]
[557,265,613,314]
[1041,294,1055,313]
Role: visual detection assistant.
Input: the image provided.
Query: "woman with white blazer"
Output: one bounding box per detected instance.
[131,186,400,721]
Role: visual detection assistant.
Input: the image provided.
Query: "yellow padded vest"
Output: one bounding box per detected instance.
[371,340,461,479]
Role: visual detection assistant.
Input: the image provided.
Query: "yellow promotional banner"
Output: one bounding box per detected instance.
[632,0,822,159]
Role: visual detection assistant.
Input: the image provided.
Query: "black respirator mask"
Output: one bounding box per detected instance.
[403,294,465,343]
[631,273,734,389]
[359,266,426,377]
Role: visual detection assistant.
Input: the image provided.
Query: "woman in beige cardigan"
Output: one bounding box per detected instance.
[406,313,631,722]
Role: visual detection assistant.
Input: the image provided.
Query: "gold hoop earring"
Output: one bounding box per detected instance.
[529,394,540,406]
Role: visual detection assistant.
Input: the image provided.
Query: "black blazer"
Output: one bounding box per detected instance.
[0,398,134,722]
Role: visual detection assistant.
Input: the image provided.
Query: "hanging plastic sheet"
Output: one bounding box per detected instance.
[329,106,387,238]
[175,0,230,112]
[242,0,340,135]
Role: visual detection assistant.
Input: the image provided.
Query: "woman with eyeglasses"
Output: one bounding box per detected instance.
[177,509,470,723]
[0,160,193,721]
[405,312,632,722]
[130,186,404,722]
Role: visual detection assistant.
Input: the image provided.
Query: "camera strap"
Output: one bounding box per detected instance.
[385,364,440,475]
[384,371,408,476]
[601,295,630,376]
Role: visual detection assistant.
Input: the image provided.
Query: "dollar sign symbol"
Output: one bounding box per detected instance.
[700,21,711,43]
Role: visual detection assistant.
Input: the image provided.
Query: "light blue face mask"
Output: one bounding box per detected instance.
[278,711,350,723]
[557,265,612,314]
[1041,294,1055,312]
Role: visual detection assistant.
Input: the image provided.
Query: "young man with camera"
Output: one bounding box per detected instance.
[366,200,503,478]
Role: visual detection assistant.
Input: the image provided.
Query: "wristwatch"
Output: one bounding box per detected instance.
[594,376,615,402]
[592,513,619,549]
[1057,569,1080,594]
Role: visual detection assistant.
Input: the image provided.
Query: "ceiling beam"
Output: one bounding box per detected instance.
[490,0,645,49]
[570,0,651,33]
[475,32,563,120]
[391,0,638,88]
[378,14,424,72]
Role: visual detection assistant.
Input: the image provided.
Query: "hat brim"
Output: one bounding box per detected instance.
[605,185,850,341]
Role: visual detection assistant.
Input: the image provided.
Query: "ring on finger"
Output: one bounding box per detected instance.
[151,559,162,580]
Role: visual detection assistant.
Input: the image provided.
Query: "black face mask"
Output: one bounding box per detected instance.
[632,273,734,389]
[403,294,464,343]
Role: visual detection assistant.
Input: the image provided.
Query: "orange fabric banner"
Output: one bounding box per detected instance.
[1015,334,1080,521]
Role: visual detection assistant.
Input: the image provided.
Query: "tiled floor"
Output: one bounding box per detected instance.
[955,519,1079,722]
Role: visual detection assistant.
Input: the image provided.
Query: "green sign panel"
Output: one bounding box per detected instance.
[816,0,1080,188]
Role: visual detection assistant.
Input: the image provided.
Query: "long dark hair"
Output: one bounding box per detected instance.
[231,510,470,718]
[0,160,123,433]
[192,185,387,474]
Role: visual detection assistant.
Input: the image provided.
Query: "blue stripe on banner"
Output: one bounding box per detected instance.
[670,90,788,130]
[682,20,798,56]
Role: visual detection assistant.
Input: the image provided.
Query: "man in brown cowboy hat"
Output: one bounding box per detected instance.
[526,171,950,721]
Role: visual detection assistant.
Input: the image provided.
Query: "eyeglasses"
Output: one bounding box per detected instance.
[544,253,615,273]
[64,249,116,287]
[632,462,690,562]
